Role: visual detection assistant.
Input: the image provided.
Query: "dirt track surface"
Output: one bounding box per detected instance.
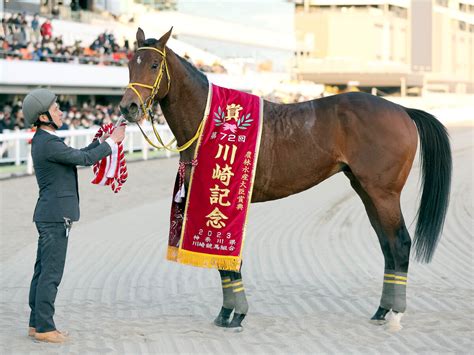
[0,125,472,354]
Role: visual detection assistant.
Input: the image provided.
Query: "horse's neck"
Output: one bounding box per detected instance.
[160,52,209,160]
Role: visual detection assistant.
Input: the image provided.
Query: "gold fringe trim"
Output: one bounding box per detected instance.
[167,246,179,262]
[176,249,241,272]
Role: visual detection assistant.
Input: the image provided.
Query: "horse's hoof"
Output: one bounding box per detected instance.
[370,318,387,325]
[227,313,246,328]
[386,311,403,332]
[213,307,233,327]
[370,306,390,324]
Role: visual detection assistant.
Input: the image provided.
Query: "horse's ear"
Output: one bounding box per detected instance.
[158,27,173,47]
[136,27,145,47]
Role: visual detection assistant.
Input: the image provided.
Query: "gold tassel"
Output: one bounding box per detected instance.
[167,246,179,261]
[176,249,241,271]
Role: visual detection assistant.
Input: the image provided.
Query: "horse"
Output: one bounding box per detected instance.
[119,28,452,330]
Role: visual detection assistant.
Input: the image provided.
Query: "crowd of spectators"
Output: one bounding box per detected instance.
[0,99,165,134]
[1,13,133,65]
[1,12,227,71]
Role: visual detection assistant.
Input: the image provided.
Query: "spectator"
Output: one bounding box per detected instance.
[70,0,80,12]
[40,20,52,41]
[0,112,8,133]
[30,14,41,42]
[1,17,7,38]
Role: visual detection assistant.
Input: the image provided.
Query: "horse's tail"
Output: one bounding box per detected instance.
[405,108,452,263]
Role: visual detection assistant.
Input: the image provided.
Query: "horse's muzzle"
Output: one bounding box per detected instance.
[120,103,139,122]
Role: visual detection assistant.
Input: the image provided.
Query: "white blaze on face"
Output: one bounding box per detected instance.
[137,56,142,64]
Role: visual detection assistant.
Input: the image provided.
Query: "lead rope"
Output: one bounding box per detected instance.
[176,159,198,202]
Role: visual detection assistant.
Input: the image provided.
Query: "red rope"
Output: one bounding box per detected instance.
[178,159,198,192]
[91,123,128,193]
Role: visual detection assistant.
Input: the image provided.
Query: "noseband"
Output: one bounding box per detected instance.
[126,46,204,152]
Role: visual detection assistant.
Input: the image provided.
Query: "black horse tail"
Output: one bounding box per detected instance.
[405,108,452,263]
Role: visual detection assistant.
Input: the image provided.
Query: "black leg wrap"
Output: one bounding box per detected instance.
[371,306,390,321]
[213,306,233,327]
[227,313,246,328]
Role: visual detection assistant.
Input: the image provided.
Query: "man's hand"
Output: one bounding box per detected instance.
[100,133,110,143]
[110,125,126,143]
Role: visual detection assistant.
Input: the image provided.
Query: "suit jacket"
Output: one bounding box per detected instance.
[32,128,112,222]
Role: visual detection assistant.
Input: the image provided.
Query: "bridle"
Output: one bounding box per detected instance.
[126,46,204,152]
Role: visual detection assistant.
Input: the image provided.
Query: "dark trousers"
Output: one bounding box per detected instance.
[28,222,69,333]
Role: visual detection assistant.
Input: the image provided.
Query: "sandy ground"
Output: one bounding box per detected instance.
[0,124,472,354]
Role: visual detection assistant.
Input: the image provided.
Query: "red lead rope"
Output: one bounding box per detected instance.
[91,123,128,193]
[178,159,198,193]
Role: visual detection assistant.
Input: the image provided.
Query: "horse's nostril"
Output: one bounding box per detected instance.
[129,103,138,113]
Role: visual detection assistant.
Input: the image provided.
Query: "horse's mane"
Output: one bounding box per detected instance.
[143,38,208,83]
[176,55,208,83]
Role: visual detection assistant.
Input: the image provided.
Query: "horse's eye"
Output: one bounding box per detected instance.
[151,63,159,69]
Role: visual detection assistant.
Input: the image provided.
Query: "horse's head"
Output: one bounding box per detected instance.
[120,27,173,123]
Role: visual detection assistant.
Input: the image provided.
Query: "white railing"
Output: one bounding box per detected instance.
[0,124,175,176]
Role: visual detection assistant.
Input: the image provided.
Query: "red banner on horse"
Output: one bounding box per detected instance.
[167,84,263,271]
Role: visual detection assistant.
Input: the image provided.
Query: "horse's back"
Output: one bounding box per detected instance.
[252,92,417,202]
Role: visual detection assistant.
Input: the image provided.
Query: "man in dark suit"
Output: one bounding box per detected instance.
[22,88,126,343]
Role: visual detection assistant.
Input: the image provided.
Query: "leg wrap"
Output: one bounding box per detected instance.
[214,306,233,327]
[214,271,235,327]
[380,270,407,313]
[220,271,235,309]
[230,276,248,315]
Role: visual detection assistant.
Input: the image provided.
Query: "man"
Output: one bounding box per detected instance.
[22,88,126,343]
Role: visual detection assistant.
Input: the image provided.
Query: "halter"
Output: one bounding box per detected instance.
[126,46,204,152]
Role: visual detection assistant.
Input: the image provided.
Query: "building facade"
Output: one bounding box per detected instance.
[293,0,474,94]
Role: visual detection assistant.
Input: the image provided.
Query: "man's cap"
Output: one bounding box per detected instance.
[22,88,57,126]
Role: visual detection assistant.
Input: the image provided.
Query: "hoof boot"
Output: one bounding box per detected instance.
[228,313,246,328]
[213,307,233,327]
[370,306,390,325]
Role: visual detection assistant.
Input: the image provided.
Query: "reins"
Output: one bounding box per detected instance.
[126,46,204,152]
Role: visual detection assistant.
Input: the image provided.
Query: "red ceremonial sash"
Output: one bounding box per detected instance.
[167,83,263,271]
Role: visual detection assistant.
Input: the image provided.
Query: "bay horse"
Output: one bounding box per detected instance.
[119,28,452,330]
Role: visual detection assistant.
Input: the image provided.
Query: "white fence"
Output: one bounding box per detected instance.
[0,124,175,176]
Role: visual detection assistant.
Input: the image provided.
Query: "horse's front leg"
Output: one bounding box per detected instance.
[214,270,248,328]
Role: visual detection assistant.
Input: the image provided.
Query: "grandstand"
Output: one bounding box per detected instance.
[1,1,471,177]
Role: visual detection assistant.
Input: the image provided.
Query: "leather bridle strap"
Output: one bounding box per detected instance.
[126,46,203,152]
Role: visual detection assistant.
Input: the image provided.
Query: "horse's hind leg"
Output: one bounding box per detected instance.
[345,172,411,329]
[214,270,249,328]
[214,270,234,327]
